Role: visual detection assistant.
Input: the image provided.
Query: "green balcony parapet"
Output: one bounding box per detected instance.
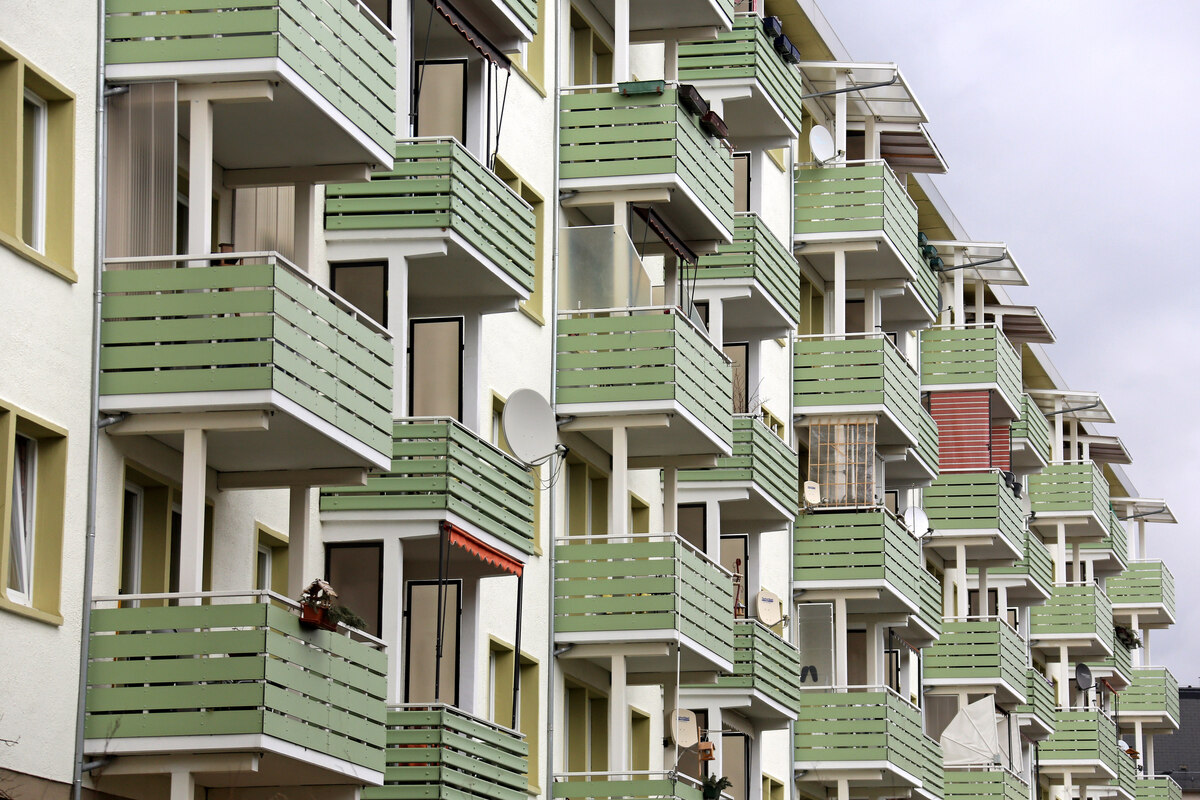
[1118,746,1138,798]
[319,418,536,555]
[685,619,802,716]
[919,326,1022,417]
[915,566,944,640]
[1016,669,1057,734]
[1040,710,1122,777]
[924,472,1024,557]
[677,16,804,133]
[916,401,941,475]
[1107,561,1175,621]
[1137,777,1183,800]
[325,138,536,293]
[85,593,388,773]
[1011,394,1051,466]
[557,308,734,451]
[979,530,1054,600]
[793,334,925,446]
[1030,583,1113,647]
[99,253,393,458]
[794,163,937,313]
[1082,509,1130,572]
[560,88,734,240]
[1093,626,1134,687]
[104,0,396,152]
[679,415,799,520]
[1122,668,1180,728]
[925,619,1027,698]
[366,704,528,800]
[553,773,703,800]
[693,213,803,325]
[554,534,735,666]
[943,768,1029,800]
[1029,461,1110,525]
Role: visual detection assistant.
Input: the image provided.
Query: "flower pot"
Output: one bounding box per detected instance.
[299,605,337,632]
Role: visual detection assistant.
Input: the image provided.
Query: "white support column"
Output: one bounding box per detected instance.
[1069,419,1079,462]
[707,705,724,779]
[613,0,630,82]
[1057,646,1069,707]
[664,253,678,308]
[391,255,410,415]
[463,314,483,432]
[293,182,315,270]
[863,115,878,160]
[1053,398,1065,462]
[1131,612,1142,667]
[287,486,312,599]
[382,537,405,702]
[837,779,849,800]
[952,250,965,324]
[1146,734,1156,775]
[956,544,968,618]
[178,428,207,604]
[170,770,195,800]
[1072,542,1081,583]
[663,465,678,535]
[834,72,847,156]
[865,622,880,686]
[974,280,985,324]
[1137,519,1147,561]
[611,425,628,539]
[609,654,629,771]
[979,566,989,616]
[943,568,954,619]
[664,38,678,82]
[834,596,848,686]
[863,284,878,333]
[704,499,721,559]
[1134,720,1145,772]
[708,298,725,349]
[833,249,846,335]
[1143,628,1152,665]
[1056,523,1067,584]
[188,96,214,262]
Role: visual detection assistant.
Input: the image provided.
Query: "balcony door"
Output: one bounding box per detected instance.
[409,317,464,420]
[404,579,461,705]
[414,59,467,143]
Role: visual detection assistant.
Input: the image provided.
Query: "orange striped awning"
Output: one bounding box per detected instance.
[444,522,523,576]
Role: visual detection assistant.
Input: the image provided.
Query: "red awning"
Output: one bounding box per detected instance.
[426,0,511,69]
[444,522,523,576]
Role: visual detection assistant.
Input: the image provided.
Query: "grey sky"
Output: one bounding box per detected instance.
[815,1,1200,681]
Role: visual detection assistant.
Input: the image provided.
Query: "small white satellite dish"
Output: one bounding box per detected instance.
[802,480,821,506]
[903,505,931,535]
[809,125,837,165]
[754,589,783,627]
[667,709,699,748]
[502,389,557,465]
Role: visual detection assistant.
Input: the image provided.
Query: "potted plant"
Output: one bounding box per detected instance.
[702,775,732,800]
[298,578,339,632]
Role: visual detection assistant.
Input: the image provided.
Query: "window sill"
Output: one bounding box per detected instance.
[0,230,77,283]
[0,595,63,626]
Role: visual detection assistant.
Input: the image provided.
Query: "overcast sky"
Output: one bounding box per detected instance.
[814,1,1200,682]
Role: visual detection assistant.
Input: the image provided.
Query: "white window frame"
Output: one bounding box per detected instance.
[22,89,48,254]
[8,434,37,605]
[256,543,272,592]
[120,483,145,602]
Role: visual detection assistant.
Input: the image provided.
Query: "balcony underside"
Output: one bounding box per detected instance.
[561,172,732,245]
[1112,602,1174,628]
[922,529,1022,564]
[687,77,797,145]
[559,404,732,461]
[587,0,731,31]
[694,276,796,341]
[1030,513,1109,542]
[554,630,733,677]
[679,684,796,726]
[794,238,932,323]
[1011,438,1049,471]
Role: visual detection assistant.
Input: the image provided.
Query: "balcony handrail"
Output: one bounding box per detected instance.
[555,532,733,578]
[102,251,392,340]
[396,415,533,473]
[387,701,526,739]
[797,682,917,708]
[731,616,800,648]
[794,329,918,376]
[90,589,387,647]
[553,770,704,789]
[558,305,733,365]
[348,0,395,39]
[795,157,888,169]
[393,137,536,213]
[945,764,1030,784]
[943,614,1021,633]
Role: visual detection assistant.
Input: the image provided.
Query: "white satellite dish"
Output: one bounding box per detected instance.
[501,389,557,465]
[666,708,699,748]
[754,589,783,627]
[802,480,821,506]
[902,505,931,535]
[809,125,838,165]
[942,696,1001,766]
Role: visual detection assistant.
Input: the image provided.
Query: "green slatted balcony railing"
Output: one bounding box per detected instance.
[84,593,387,773]
[679,415,799,521]
[554,534,736,666]
[557,308,734,452]
[105,0,396,153]
[943,768,1029,800]
[553,773,703,800]
[924,472,1024,557]
[686,619,803,716]
[365,704,527,800]
[925,619,1027,699]
[793,333,926,447]
[677,16,804,133]
[1093,627,1134,687]
[1029,461,1111,527]
[919,736,945,800]
[1030,583,1113,650]
[693,213,803,326]
[99,253,393,460]
[1137,777,1183,800]
[793,510,928,614]
[1119,747,1139,798]
[1122,668,1181,728]
[319,418,536,555]
[560,88,734,241]
[1108,561,1176,621]
[915,565,944,640]
[979,530,1054,600]
[794,687,942,792]
[325,138,536,293]
[1082,509,1130,573]
[916,400,941,475]
[1011,394,1051,466]
[1016,669,1057,734]
[1040,710,1123,777]
[919,326,1022,417]
[793,163,937,314]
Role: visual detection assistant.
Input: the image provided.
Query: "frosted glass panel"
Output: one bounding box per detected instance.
[558,226,652,310]
[795,602,833,687]
[105,82,176,266]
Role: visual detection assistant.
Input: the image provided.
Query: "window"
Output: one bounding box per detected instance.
[331,261,388,326]
[405,579,460,703]
[725,342,749,414]
[256,523,288,596]
[414,60,468,141]
[807,418,877,507]
[678,503,705,551]
[569,9,612,86]
[0,43,76,280]
[410,317,464,419]
[326,542,382,637]
[733,152,751,213]
[0,402,67,623]
[721,534,749,618]
[493,158,547,324]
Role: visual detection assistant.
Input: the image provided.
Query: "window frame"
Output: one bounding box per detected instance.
[21,88,47,253]
[7,433,37,604]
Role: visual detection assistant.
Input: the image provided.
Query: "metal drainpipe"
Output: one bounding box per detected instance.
[72,0,109,795]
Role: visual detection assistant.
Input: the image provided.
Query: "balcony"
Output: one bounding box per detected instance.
[319,418,536,557]
[1107,560,1176,627]
[1029,462,1111,541]
[1039,710,1122,784]
[557,307,733,459]
[99,253,393,471]
[679,415,799,528]
[919,326,1022,419]
[793,510,929,619]
[943,769,1029,800]
[85,593,387,784]
[105,0,395,167]
[1091,627,1133,690]
[683,619,802,724]
[793,163,937,318]
[367,704,527,800]
[554,534,735,674]
[1016,669,1057,738]
[924,619,1027,703]
[553,773,702,800]
[980,530,1053,602]
[923,472,1025,563]
[1011,394,1051,470]
[560,88,734,243]
[794,688,943,796]
[1082,509,1130,578]
[324,138,536,315]
[692,213,802,339]
[1119,668,1180,732]
[1136,778,1183,800]
[677,16,805,141]
[910,565,944,644]
[1030,583,1114,658]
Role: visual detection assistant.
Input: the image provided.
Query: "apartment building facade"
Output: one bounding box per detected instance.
[0,4,1182,800]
